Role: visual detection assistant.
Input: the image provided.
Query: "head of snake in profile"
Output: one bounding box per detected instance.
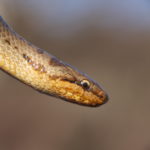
[49,59,109,107]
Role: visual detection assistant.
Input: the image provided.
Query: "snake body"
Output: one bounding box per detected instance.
[0,16,108,107]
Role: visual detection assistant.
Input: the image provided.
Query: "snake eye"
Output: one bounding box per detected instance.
[81,80,90,89]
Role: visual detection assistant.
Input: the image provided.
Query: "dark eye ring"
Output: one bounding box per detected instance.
[81,80,90,89]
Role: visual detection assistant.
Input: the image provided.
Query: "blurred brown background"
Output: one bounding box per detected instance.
[0,0,150,150]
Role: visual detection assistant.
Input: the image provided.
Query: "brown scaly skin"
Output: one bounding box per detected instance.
[0,16,108,107]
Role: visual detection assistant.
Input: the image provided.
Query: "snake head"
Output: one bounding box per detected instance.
[47,61,109,107]
[62,73,109,107]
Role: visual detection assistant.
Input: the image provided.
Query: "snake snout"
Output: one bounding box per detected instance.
[98,91,109,104]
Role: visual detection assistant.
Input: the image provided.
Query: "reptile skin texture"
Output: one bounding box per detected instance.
[0,16,108,107]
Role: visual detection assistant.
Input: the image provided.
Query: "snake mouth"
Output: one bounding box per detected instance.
[58,96,108,107]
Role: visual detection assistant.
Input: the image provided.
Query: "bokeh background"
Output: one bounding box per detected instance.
[0,0,150,150]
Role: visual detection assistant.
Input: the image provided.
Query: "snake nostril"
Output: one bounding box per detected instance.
[98,91,109,103]
[99,95,104,99]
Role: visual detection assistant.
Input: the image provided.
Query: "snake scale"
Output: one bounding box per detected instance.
[0,16,108,107]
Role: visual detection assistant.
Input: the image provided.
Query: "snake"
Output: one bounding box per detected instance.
[0,16,108,107]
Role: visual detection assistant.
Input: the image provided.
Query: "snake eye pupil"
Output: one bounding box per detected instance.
[81,80,90,89]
